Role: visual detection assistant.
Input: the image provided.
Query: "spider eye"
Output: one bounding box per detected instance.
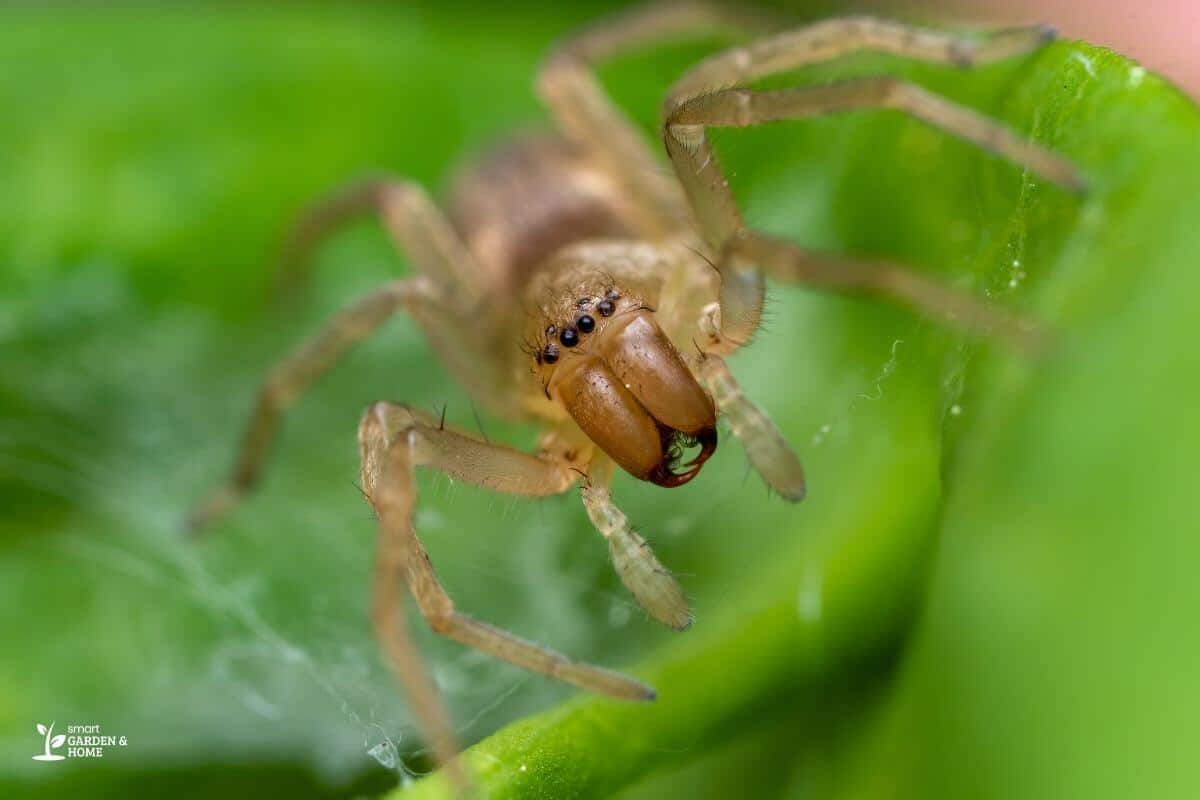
[560,327,579,347]
[577,314,595,333]
[542,345,559,364]
[545,324,557,337]
[576,297,592,308]
[605,289,620,300]
[597,299,615,317]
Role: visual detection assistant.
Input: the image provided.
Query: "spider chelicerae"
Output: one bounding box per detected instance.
[188,1,1083,780]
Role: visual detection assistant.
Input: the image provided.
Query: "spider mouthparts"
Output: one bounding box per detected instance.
[648,426,718,488]
[683,427,718,467]
[648,460,702,488]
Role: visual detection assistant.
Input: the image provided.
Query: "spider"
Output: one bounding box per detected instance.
[188,1,1083,780]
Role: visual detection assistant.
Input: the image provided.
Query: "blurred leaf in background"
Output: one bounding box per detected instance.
[1,3,1198,800]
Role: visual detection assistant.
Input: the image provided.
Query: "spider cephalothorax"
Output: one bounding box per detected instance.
[190,3,1083,784]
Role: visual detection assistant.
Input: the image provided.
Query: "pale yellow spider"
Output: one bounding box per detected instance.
[188,1,1083,782]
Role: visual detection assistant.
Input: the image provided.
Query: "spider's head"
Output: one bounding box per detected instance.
[534,289,717,487]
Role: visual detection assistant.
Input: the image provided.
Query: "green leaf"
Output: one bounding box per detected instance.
[1,5,1197,800]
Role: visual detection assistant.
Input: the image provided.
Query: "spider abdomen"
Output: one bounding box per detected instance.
[446,133,637,290]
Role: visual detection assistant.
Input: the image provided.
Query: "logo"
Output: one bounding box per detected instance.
[32,721,127,761]
[32,723,65,761]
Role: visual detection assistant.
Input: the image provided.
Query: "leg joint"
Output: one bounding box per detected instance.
[425,612,455,635]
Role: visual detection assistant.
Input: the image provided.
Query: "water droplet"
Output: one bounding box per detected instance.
[950,404,962,416]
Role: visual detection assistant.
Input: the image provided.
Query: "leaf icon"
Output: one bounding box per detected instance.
[50,734,66,748]
[37,724,47,736]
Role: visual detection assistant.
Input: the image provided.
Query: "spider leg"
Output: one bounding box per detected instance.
[667,78,1084,215]
[369,525,466,794]
[658,18,1084,496]
[188,279,434,532]
[273,176,484,305]
[667,16,1066,106]
[581,455,693,630]
[359,401,657,702]
[188,177,504,534]
[664,71,1085,281]
[538,1,779,237]
[664,78,1070,348]
[696,354,806,502]
[731,231,1044,351]
[273,175,384,297]
[662,17,1085,250]
[661,19,1084,348]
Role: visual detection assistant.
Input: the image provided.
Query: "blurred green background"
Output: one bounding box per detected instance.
[2,2,1198,799]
